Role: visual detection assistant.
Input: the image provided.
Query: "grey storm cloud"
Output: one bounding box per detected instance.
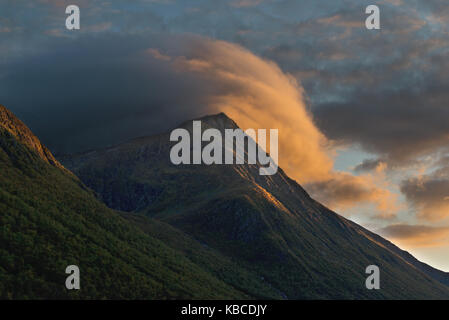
[3,0,448,159]
[0,34,220,153]
[313,82,449,164]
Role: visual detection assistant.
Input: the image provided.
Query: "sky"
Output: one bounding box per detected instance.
[1,0,449,271]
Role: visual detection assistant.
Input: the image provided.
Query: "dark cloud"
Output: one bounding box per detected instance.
[0,34,216,153]
[354,158,386,173]
[314,83,449,164]
[379,224,449,239]
[400,165,449,221]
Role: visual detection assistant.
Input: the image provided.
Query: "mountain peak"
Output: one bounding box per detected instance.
[198,112,240,130]
[176,112,240,133]
[0,105,65,169]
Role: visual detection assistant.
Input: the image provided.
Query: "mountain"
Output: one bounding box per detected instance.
[0,106,64,170]
[60,112,449,299]
[0,105,284,299]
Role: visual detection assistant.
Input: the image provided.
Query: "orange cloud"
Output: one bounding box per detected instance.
[145,37,400,217]
[164,39,333,183]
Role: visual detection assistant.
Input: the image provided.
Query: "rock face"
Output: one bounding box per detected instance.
[0,105,64,170]
[61,112,449,299]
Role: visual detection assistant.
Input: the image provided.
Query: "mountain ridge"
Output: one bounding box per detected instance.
[1,104,447,299]
[0,105,65,171]
[60,112,449,299]
[1,105,282,299]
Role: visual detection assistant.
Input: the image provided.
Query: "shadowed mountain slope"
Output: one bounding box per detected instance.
[1,105,285,299]
[61,112,449,299]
